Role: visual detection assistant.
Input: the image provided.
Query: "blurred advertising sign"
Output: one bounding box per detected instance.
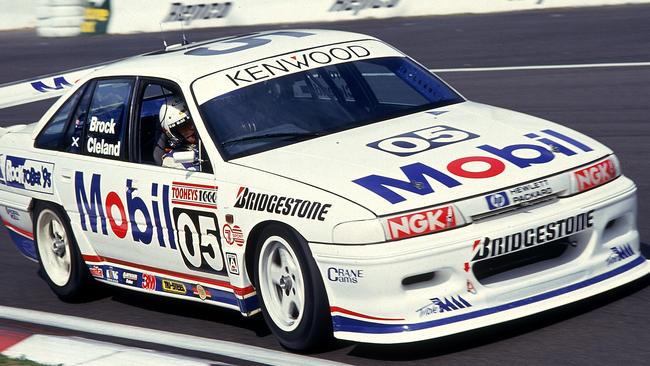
[81,0,110,34]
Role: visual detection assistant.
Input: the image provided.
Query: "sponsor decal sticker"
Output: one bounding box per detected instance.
[4,156,53,194]
[223,43,371,88]
[89,266,103,278]
[329,0,400,15]
[222,224,244,246]
[574,158,616,192]
[354,129,593,204]
[193,284,211,300]
[31,76,72,93]
[5,208,20,221]
[367,125,479,157]
[466,211,594,268]
[485,178,553,210]
[386,205,455,240]
[467,280,477,294]
[234,187,332,221]
[106,267,119,283]
[171,182,217,209]
[226,253,239,275]
[327,267,363,284]
[122,272,138,285]
[0,154,4,184]
[416,295,472,317]
[141,273,156,291]
[163,2,232,23]
[607,244,634,265]
[162,279,187,295]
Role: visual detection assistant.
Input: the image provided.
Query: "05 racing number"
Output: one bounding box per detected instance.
[173,208,226,275]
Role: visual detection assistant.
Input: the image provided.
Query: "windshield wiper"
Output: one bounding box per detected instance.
[221,132,322,146]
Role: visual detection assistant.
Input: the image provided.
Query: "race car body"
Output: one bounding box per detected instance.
[0,29,647,349]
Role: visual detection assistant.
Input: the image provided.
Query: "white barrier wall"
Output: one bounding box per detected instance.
[104,0,650,34]
[0,0,36,30]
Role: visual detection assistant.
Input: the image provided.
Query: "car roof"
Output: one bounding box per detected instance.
[91,29,381,84]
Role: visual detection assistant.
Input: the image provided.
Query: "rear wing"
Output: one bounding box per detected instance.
[0,67,101,109]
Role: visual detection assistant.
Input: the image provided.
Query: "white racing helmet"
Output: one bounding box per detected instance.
[159,96,192,147]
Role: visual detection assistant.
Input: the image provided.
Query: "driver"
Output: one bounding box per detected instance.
[156,96,198,170]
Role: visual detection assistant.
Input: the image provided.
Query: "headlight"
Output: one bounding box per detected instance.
[569,155,621,194]
[332,219,386,244]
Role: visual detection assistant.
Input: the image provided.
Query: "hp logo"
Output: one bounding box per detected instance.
[486,192,510,210]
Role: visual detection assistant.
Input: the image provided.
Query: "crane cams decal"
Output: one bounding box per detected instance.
[234,187,332,221]
[2,156,54,194]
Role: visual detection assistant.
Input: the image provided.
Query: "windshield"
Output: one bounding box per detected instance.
[198,57,464,160]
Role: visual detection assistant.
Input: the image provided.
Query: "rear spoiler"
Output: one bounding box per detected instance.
[0,67,103,109]
[0,55,138,109]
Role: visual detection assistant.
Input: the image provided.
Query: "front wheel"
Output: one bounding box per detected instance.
[34,202,94,301]
[253,225,332,351]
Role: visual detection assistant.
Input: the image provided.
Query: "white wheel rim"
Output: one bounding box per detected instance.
[36,209,72,287]
[258,235,305,332]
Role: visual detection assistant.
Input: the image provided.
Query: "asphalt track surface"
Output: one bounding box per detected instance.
[1,4,650,365]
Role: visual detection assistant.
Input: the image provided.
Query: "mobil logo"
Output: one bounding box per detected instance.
[354,129,593,204]
[74,172,176,248]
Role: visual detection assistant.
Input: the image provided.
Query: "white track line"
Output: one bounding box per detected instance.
[0,305,351,366]
[430,61,650,73]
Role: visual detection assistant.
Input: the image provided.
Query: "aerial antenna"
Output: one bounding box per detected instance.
[159,23,168,49]
[180,14,189,46]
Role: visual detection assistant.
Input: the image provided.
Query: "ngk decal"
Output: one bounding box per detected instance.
[171,182,217,209]
[387,205,456,240]
[574,158,616,192]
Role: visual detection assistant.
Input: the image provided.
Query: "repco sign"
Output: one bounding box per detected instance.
[330,0,400,15]
[163,2,232,23]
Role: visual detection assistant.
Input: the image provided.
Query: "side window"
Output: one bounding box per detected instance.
[34,86,85,150]
[61,81,95,154]
[356,60,429,106]
[83,79,133,160]
[135,80,213,174]
[137,83,175,165]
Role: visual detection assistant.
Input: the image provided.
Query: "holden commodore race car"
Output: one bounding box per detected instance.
[0,29,647,350]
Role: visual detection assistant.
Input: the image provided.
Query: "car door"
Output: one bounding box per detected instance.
[53,77,228,288]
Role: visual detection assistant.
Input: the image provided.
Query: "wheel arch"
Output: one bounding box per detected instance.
[243,220,306,286]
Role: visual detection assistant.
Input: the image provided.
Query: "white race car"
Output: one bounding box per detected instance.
[0,30,647,350]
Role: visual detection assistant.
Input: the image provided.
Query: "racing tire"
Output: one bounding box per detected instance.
[253,225,332,351]
[34,202,94,302]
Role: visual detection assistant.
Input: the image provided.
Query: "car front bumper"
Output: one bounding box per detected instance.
[309,175,649,344]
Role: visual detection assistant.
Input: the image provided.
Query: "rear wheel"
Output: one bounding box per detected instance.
[253,225,332,351]
[34,202,93,301]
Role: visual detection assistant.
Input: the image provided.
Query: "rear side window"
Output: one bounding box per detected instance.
[34,86,85,150]
[83,79,133,160]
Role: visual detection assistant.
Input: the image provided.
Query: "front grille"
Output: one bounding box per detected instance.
[472,238,571,282]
